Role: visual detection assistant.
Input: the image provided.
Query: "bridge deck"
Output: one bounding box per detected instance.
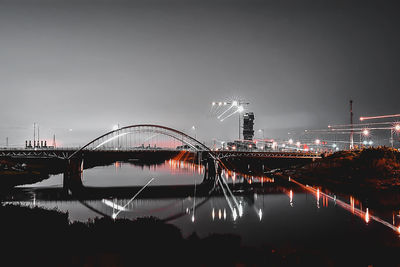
[0,148,322,159]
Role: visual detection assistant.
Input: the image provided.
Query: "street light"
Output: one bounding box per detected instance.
[191,126,196,139]
[360,128,370,148]
[390,124,400,147]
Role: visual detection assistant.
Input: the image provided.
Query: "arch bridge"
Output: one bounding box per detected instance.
[64,124,219,190]
[68,124,212,160]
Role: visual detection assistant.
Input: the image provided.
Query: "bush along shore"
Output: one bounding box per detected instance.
[288,147,400,208]
[1,203,400,267]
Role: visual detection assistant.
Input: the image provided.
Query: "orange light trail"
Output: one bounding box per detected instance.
[360,114,400,121]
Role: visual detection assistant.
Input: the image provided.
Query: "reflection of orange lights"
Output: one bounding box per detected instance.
[167,151,204,175]
[350,196,354,214]
[289,177,400,234]
[289,190,293,203]
[223,169,274,184]
[115,161,121,171]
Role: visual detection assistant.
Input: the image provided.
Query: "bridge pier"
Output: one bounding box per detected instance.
[202,152,217,184]
[63,157,84,195]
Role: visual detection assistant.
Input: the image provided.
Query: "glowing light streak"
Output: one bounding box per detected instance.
[329,122,394,128]
[217,177,236,220]
[221,173,241,215]
[289,177,400,234]
[102,199,127,212]
[191,175,197,223]
[95,132,130,149]
[238,203,243,217]
[220,108,240,122]
[112,177,154,219]
[143,133,160,142]
[360,114,400,121]
[217,104,235,119]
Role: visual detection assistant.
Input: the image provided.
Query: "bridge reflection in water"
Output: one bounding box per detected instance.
[5,156,400,239]
[2,124,400,249]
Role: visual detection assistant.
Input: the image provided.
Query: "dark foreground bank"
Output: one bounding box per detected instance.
[1,204,400,267]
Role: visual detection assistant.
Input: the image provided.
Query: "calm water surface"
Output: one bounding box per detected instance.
[6,160,400,247]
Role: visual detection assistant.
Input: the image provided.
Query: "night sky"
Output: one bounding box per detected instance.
[1,0,400,147]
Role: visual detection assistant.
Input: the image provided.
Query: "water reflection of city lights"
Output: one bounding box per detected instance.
[223,169,274,184]
[212,208,215,220]
[233,209,238,221]
[258,209,263,221]
[289,177,400,234]
[239,203,243,217]
[168,151,204,175]
[289,190,293,207]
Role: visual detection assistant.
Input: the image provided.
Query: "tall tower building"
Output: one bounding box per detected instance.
[243,112,255,140]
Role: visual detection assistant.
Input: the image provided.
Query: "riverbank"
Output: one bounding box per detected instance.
[288,147,400,209]
[1,203,399,267]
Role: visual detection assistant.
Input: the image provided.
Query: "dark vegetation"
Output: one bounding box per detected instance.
[1,203,399,267]
[0,157,58,189]
[292,147,400,208]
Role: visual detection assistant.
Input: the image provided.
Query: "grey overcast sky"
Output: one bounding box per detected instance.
[1,0,400,146]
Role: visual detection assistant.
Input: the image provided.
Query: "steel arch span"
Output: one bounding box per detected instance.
[68,124,214,160]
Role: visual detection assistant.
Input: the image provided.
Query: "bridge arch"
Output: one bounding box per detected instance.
[68,124,215,160]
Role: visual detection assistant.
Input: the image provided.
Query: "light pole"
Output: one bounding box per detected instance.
[361,129,369,148]
[315,139,320,152]
[391,124,400,147]
[191,126,196,139]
